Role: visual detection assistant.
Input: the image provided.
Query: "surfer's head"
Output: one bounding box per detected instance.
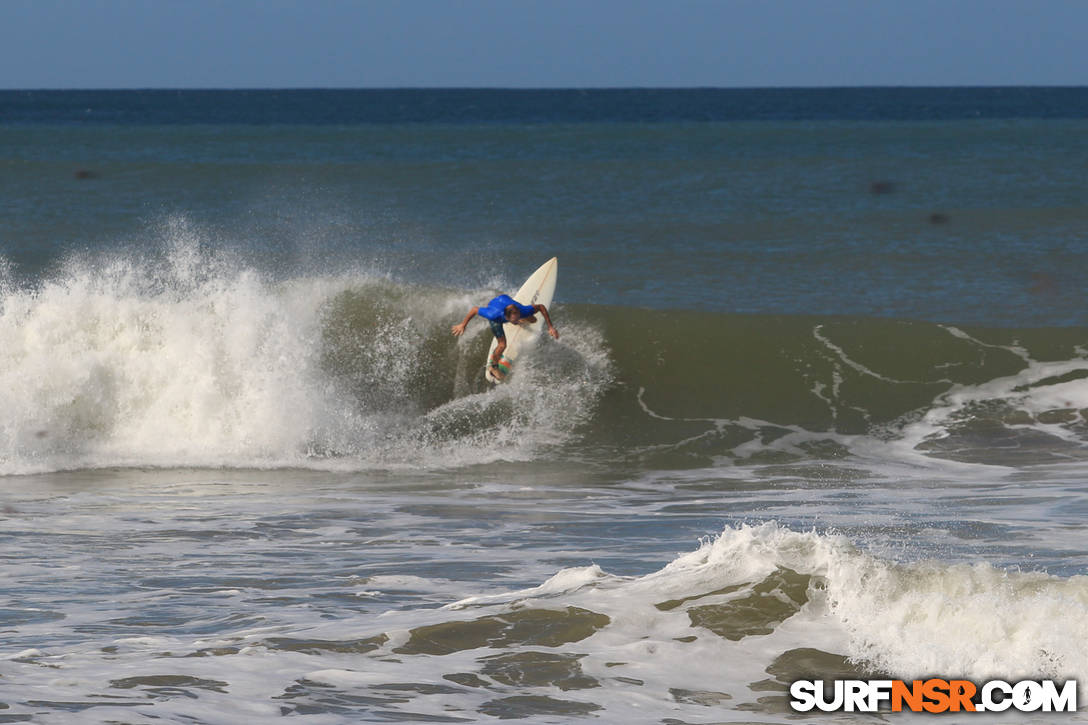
[504,305,522,322]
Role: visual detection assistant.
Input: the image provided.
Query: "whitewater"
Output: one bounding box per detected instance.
[0,227,611,475]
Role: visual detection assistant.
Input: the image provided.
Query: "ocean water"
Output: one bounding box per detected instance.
[1,88,1088,723]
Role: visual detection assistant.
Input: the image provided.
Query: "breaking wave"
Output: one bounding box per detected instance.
[2,222,1087,475]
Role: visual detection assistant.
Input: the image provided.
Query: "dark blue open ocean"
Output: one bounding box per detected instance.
[2,88,1088,723]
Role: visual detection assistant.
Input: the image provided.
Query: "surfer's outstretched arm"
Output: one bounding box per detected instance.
[451,307,478,336]
[534,304,559,339]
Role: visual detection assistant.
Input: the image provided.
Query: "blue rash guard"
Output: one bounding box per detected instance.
[478,295,536,339]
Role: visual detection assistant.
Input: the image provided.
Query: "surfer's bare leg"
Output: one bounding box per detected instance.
[488,339,508,380]
[491,338,507,366]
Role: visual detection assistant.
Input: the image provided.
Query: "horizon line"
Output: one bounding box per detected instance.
[3,84,1088,93]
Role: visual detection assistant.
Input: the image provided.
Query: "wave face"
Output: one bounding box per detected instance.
[2,230,1087,475]
[590,308,1088,468]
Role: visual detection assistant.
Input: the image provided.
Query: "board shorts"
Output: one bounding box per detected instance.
[489,318,506,339]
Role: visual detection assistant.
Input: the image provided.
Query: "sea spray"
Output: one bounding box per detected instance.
[0,232,611,474]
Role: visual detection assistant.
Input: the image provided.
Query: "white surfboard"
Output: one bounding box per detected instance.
[484,257,558,384]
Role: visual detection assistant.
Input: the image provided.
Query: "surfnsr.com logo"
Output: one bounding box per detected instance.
[789,679,1077,713]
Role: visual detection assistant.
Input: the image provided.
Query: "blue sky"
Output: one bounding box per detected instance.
[1,0,1086,88]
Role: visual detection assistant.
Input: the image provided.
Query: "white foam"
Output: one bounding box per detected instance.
[900,355,1088,453]
[444,564,611,609]
[4,467,1087,723]
[0,224,611,474]
[623,524,1088,683]
[420,521,1088,709]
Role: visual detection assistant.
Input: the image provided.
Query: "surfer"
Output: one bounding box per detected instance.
[451,294,559,379]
